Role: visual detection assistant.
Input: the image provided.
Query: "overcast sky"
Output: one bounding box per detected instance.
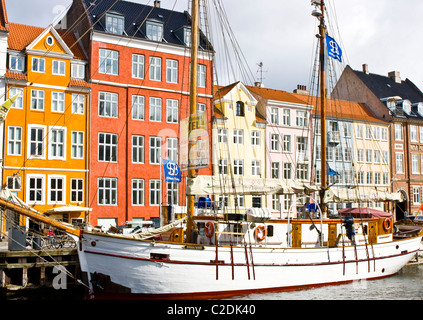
[5,0,423,95]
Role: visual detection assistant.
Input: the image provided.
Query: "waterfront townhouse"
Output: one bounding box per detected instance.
[213,82,267,213]
[247,85,313,218]
[333,65,423,220]
[62,0,214,228]
[3,23,90,224]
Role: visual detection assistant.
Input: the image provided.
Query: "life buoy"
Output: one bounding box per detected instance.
[383,218,392,231]
[255,225,266,242]
[205,221,214,238]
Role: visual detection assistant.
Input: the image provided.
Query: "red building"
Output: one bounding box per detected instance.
[61,0,213,228]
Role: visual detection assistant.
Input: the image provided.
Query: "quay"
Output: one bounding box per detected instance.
[0,239,81,297]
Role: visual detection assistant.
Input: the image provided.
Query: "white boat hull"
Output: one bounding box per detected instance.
[77,231,421,299]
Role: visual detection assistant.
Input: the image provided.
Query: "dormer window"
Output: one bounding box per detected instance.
[398,100,411,115]
[184,27,191,47]
[9,55,24,72]
[106,13,124,35]
[236,101,245,116]
[146,20,163,41]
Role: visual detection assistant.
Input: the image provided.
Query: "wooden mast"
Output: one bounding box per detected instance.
[318,1,327,214]
[186,0,200,243]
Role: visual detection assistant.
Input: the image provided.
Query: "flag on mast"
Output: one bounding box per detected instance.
[162,158,182,183]
[0,94,19,122]
[325,34,343,63]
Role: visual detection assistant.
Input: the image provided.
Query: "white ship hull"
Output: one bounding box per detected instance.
[77,229,421,299]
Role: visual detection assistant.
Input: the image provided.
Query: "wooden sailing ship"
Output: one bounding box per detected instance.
[0,0,422,299]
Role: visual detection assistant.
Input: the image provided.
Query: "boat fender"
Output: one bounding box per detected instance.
[205,221,214,238]
[383,218,392,231]
[255,225,266,242]
[342,216,355,242]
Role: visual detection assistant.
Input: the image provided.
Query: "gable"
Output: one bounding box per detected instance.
[27,25,74,59]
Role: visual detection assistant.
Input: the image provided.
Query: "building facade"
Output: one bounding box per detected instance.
[62,0,214,228]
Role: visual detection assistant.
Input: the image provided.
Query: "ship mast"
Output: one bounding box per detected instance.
[186,0,200,243]
[313,1,327,214]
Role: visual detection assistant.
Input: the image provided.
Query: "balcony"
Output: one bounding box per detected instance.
[328,131,341,144]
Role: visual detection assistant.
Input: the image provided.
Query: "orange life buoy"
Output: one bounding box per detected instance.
[383,218,392,231]
[205,221,214,238]
[255,225,266,242]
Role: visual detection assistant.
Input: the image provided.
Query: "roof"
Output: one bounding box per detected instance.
[292,92,386,124]
[246,85,308,105]
[82,0,212,50]
[8,23,87,60]
[0,0,8,31]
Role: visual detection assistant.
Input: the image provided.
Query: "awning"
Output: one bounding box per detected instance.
[337,207,392,219]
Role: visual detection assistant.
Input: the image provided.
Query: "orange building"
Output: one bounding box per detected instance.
[3,23,90,225]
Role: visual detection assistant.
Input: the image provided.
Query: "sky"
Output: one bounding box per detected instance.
[5,0,423,95]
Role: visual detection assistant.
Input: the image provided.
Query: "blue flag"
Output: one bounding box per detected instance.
[162,158,182,183]
[327,163,340,176]
[325,34,342,63]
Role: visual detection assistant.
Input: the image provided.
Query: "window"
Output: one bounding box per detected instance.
[233,129,243,144]
[233,160,243,175]
[27,175,45,204]
[395,124,403,141]
[383,173,389,185]
[132,179,144,206]
[357,172,364,184]
[272,194,280,211]
[236,101,245,117]
[335,146,343,161]
[375,172,381,185]
[217,129,227,143]
[28,125,45,158]
[8,126,22,155]
[51,92,65,112]
[344,123,352,137]
[167,137,178,162]
[374,150,381,163]
[52,60,66,76]
[366,149,372,163]
[271,162,280,179]
[132,54,145,79]
[271,134,280,152]
[98,177,117,205]
[71,131,84,159]
[31,89,45,110]
[167,182,179,206]
[235,195,244,208]
[149,57,162,81]
[106,14,124,35]
[9,55,24,71]
[150,97,162,122]
[315,145,321,160]
[270,107,278,125]
[383,151,389,164]
[382,127,388,141]
[48,175,65,204]
[9,87,23,109]
[49,128,66,160]
[296,164,308,180]
[296,110,308,127]
[218,195,229,208]
[412,154,419,174]
[98,132,118,162]
[283,135,291,152]
[132,95,145,120]
[150,179,161,206]
[356,124,363,138]
[72,94,85,114]
[71,63,85,79]
[146,21,164,41]
[366,172,373,185]
[251,131,260,146]
[99,91,118,118]
[166,59,178,83]
[71,179,84,203]
[413,187,420,205]
[284,194,292,211]
[198,64,206,87]
[251,160,261,176]
[296,137,308,153]
[344,148,352,162]
[410,125,418,142]
[357,149,364,162]
[396,153,404,174]
[7,176,21,190]
[218,159,228,174]
[283,163,292,179]
[32,57,45,72]
[327,146,334,161]
[99,49,119,75]
[252,196,261,208]
[132,135,144,163]
[282,109,290,126]
[166,99,178,123]
[150,136,162,164]
[365,126,372,139]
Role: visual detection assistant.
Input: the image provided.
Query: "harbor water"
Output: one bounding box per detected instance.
[4,263,423,300]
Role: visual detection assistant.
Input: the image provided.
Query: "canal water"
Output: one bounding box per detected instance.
[4,264,423,300]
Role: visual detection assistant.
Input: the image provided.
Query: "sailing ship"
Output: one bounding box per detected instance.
[1,0,422,299]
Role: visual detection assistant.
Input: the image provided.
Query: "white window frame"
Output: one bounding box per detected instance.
[233,129,243,144]
[71,131,84,159]
[32,57,45,73]
[99,49,119,75]
[31,89,45,111]
[412,154,419,174]
[233,159,243,175]
[47,175,66,205]
[28,124,46,159]
[396,153,404,174]
[282,109,291,126]
[149,57,162,81]
[271,134,280,152]
[149,179,161,206]
[198,64,206,87]
[132,179,145,206]
[149,136,162,165]
[167,182,179,206]
[217,129,227,143]
[251,160,261,176]
[413,187,420,205]
[166,59,178,83]
[51,91,65,112]
[27,174,45,205]
[70,178,84,203]
[99,91,118,118]
[132,135,145,164]
[132,54,145,79]
[251,131,260,146]
[98,132,118,162]
[98,177,118,206]
[146,21,164,41]
[149,97,162,122]
[71,63,85,79]
[48,126,66,160]
[132,95,145,120]
[166,99,178,123]
[167,137,178,162]
[106,13,124,35]
[9,87,23,109]
[7,126,22,156]
[9,55,24,72]
[52,60,66,76]
[72,94,85,114]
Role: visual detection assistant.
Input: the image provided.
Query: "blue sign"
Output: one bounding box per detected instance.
[162,158,182,183]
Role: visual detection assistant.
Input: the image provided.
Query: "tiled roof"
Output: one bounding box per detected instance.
[6,71,27,81]
[246,85,308,105]
[0,0,8,31]
[82,0,212,50]
[57,30,87,60]
[69,79,91,88]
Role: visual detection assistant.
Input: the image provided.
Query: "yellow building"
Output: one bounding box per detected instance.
[3,23,90,226]
[213,82,267,212]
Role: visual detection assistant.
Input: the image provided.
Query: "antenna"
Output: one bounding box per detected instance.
[256,62,267,85]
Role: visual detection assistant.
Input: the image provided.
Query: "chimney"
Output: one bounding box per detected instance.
[254,82,263,88]
[154,1,161,8]
[362,64,369,75]
[293,85,310,96]
[388,71,401,84]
